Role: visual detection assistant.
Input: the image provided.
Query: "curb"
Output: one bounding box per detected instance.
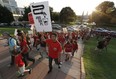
[80,43,85,79]
[81,57,85,79]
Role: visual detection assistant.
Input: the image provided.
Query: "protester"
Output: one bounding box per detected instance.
[14,51,32,77]
[46,33,62,73]
[64,40,73,61]
[38,34,47,58]
[17,33,35,67]
[72,40,78,57]
[2,32,18,66]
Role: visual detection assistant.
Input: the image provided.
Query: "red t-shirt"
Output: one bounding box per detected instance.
[20,40,28,53]
[33,35,38,42]
[46,39,62,58]
[72,43,78,50]
[58,35,65,44]
[64,43,73,52]
[15,54,24,67]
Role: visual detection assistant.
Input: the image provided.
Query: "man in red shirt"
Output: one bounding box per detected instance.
[46,33,62,73]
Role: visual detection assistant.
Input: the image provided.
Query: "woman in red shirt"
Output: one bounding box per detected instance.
[17,33,35,67]
[64,40,73,61]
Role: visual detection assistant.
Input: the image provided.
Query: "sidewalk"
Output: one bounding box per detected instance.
[0,39,84,79]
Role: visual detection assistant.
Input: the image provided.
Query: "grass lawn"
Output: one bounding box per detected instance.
[83,37,116,79]
[0,27,30,36]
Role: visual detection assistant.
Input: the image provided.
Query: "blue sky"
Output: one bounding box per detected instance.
[15,0,116,15]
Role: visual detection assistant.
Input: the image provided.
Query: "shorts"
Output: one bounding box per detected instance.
[64,52,72,56]
[19,65,25,74]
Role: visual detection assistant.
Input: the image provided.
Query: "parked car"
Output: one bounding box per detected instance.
[52,24,62,32]
[67,26,74,32]
[93,28,116,38]
[0,23,8,26]
[52,24,62,30]
[110,31,116,38]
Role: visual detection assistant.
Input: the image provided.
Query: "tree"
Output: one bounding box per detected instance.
[89,1,116,25]
[52,12,60,22]
[96,1,115,14]
[22,7,31,21]
[59,7,76,24]
[49,7,53,20]
[0,4,14,23]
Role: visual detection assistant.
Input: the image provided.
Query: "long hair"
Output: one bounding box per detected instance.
[17,33,26,42]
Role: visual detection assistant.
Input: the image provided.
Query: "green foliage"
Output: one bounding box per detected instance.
[50,7,53,20]
[18,17,23,21]
[89,1,116,25]
[52,12,60,22]
[0,27,29,36]
[59,7,76,24]
[0,4,14,23]
[22,7,31,21]
[96,1,115,13]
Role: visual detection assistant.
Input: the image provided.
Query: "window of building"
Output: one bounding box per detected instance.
[3,0,9,3]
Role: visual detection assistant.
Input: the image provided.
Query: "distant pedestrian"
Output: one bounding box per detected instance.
[72,40,78,57]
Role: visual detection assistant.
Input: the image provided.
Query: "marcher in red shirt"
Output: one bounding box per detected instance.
[58,33,65,47]
[14,52,31,77]
[32,33,39,47]
[17,33,35,67]
[46,33,62,73]
[72,40,78,57]
[64,40,73,61]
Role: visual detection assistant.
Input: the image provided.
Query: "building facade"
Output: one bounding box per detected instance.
[0,0,24,20]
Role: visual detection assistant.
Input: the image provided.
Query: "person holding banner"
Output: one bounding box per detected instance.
[46,33,62,73]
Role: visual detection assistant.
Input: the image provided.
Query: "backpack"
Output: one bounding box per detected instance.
[9,37,19,46]
[9,37,21,53]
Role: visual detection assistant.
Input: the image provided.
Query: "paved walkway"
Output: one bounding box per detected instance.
[0,38,84,79]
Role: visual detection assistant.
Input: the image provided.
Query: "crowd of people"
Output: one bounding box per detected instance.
[1,28,90,77]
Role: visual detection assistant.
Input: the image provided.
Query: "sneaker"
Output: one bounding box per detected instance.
[7,64,13,67]
[33,59,35,64]
[60,62,62,65]
[29,68,32,74]
[47,69,52,74]
[18,74,24,77]
[65,59,68,61]
[58,64,62,69]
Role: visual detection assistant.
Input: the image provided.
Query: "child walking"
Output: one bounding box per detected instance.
[14,52,32,77]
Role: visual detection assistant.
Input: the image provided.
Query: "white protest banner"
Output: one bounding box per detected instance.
[30,1,52,32]
[63,28,68,33]
[14,29,18,36]
[28,30,33,35]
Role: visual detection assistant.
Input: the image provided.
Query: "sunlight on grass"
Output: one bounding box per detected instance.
[83,37,116,79]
